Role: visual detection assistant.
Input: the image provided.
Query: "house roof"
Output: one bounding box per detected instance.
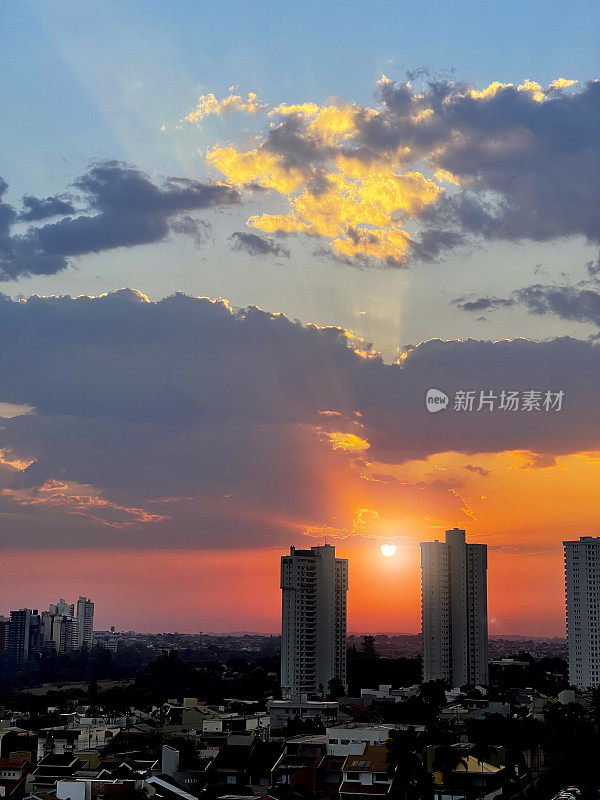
[344,746,389,773]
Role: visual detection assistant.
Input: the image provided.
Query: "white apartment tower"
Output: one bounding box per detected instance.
[564,536,600,688]
[421,528,488,687]
[76,596,94,649]
[281,544,348,699]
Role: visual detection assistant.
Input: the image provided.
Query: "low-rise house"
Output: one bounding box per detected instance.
[27,754,87,795]
[326,726,392,757]
[270,736,325,786]
[426,744,506,800]
[467,702,510,721]
[339,745,395,800]
[145,775,198,800]
[359,686,420,704]
[202,714,269,737]
[0,756,31,797]
[39,726,120,758]
[268,699,339,733]
[56,777,145,800]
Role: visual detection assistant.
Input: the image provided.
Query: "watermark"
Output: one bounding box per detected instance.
[425,388,449,413]
[425,389,564,413]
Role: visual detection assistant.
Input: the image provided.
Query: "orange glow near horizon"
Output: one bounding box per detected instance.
[0,448,594,637]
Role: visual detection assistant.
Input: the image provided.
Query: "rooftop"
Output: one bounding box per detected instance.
[344,745,389,773]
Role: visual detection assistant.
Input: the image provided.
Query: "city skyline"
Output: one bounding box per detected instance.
[0,2,599,636]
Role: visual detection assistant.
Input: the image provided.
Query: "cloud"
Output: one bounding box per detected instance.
[464,464,490,476]
[185,91,266,122]
[169,215,213,246]
[0,289,599,549]
[454,296,516,312]
[456,279,600,327]
[229,231,290,258]
[193,76,599,266]
[0,161,240,280]
[20,195,76,221]
[515,284,600,326]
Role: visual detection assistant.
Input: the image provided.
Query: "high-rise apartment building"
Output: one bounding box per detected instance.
[7,609,41,661]
[420,528,488,687]
[41,611,79,653]
[564,536,600,688]
[280,544,348,699]
[76,597,94,649]
[49,598,75,617]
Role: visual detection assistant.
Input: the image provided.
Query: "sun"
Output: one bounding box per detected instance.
[381,544,397,557]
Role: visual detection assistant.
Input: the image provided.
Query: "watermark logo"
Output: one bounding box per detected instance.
[425,388,564,413]
[425,388,449,413]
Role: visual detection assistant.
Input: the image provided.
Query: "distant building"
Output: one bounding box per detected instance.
[7,609,41,662]
[280,544,348,699]
[0,617,10,651]
[41,599,81,654]
[75,597,94,649]
[49,599,74,618]
[564,536,600,687]
[421,528,488,687]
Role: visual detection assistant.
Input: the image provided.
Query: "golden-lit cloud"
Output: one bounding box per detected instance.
[549,77,578,90]
[207,146,308,193]
[243,158,440,264]
[188,75,593,264]
[324,431,370,452]
[517,79,545,101]
[468,81,514,100]
[185,91,266,122]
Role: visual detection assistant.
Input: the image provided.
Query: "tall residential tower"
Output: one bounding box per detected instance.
[76,596,94,649]
[564,536,600,688]
[280,544,348,699]
[420,528,488,687]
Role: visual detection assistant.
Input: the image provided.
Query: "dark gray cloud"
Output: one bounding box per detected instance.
[169,215,213,246]
[454,296,516,312]
[464,464,490,476]
[0,290,599,549]
[20,194,76,221]
[456,280,600,327]
[586,255,600,278]
[515,284,600,325]
[229,231,290,258]
[379,78,600,250]
[0,161,240,280]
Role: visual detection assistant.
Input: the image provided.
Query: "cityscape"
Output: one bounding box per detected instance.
[2,2,599,800]
[0,532,598,800]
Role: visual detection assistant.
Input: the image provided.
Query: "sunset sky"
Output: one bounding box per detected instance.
[1,0,599,635]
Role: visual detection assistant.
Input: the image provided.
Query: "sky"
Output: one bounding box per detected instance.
[0,0,599,635]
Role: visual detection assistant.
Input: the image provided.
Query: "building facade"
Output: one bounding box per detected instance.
[564,536,600,688]
[76,597,94,649]
[280,544,348,699]
[421,528,488,687]
[7,609,41,661]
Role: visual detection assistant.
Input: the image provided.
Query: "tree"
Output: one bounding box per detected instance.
[431,744,469,791]
[386,729,428,800]
[420,680,447,710]
[327,676,346,700]
[362,635,377,658]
